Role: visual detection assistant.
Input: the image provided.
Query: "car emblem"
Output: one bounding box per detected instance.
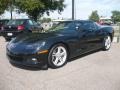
[9,26,11,29]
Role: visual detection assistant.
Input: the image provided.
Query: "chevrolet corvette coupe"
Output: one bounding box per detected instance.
[6,20,114,69]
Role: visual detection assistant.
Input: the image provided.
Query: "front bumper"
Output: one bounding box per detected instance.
[7,50,48,68]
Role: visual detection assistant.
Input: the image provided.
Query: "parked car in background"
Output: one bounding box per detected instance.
[6,20,114,69]
[1,19,42,41]
[0,19,10,36]
[99,19,113,25]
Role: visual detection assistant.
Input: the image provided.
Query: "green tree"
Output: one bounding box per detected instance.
[0,0,16,19]
[89,10,99,22]
[111,10,120,23]
[15,0,65,21]
[0,0,10,15]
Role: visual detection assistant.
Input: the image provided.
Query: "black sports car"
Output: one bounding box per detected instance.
[6,20,114,69]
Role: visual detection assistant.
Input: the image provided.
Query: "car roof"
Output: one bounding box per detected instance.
[54,20,94,23]
[0,19,10,21]
[75,20,93,22]
[9,19,30,20]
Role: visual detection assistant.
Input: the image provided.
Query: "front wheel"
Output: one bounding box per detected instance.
[103,35,112,51]
[48,44,68,69]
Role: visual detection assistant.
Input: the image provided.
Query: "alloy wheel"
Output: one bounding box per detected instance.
[104,36,111,50]
[51,46,67,67]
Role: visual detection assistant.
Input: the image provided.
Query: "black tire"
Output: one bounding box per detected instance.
[103,35,112,51]
[48,44,68,69]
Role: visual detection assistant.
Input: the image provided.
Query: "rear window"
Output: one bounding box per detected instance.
[0,20,9,25]
[7,20,25,26]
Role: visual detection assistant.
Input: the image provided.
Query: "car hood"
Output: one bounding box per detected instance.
[7,32,65,54]
[12,32,64,44]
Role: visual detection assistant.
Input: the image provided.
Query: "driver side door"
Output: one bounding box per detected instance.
[77,21,102,53]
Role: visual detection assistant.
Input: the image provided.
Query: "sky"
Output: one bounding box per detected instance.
[1,0,120,20]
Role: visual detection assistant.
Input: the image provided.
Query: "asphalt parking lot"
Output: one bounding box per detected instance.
[0,36,120,90]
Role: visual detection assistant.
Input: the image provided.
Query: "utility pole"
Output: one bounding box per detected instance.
[10,6,13,20]
[72,0,75,20]
[10,0,15,20]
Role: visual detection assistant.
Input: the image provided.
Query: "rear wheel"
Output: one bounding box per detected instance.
[48,44,68,69]
[103,35,111,51]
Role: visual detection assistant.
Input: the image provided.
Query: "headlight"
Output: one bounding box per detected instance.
[26,41,46,51]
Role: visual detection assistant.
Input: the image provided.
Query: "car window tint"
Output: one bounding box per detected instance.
[28,20,34,25]
[0,21,3,25]
[94,22,101,29]
[4,20,9,25]
[47,21,72,32]
[83,22,96,30]
[7,20,24,26]
[75,22,83,27]
[0,20,9,25]
[32,21,38,26]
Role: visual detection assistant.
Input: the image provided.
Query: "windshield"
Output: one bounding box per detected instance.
[7,20,25,26]
[46,21,72,32]
[95,22,101,27]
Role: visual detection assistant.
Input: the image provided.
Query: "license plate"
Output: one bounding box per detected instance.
[7,33,13,36]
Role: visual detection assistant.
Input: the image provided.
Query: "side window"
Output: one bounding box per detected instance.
[67,22,76,29]
[83,22,96,30]
[33,21,38,26]
[28,20,34,25]
[94,22,100,30]
[76,22,82,27]
[74,21,85,31]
